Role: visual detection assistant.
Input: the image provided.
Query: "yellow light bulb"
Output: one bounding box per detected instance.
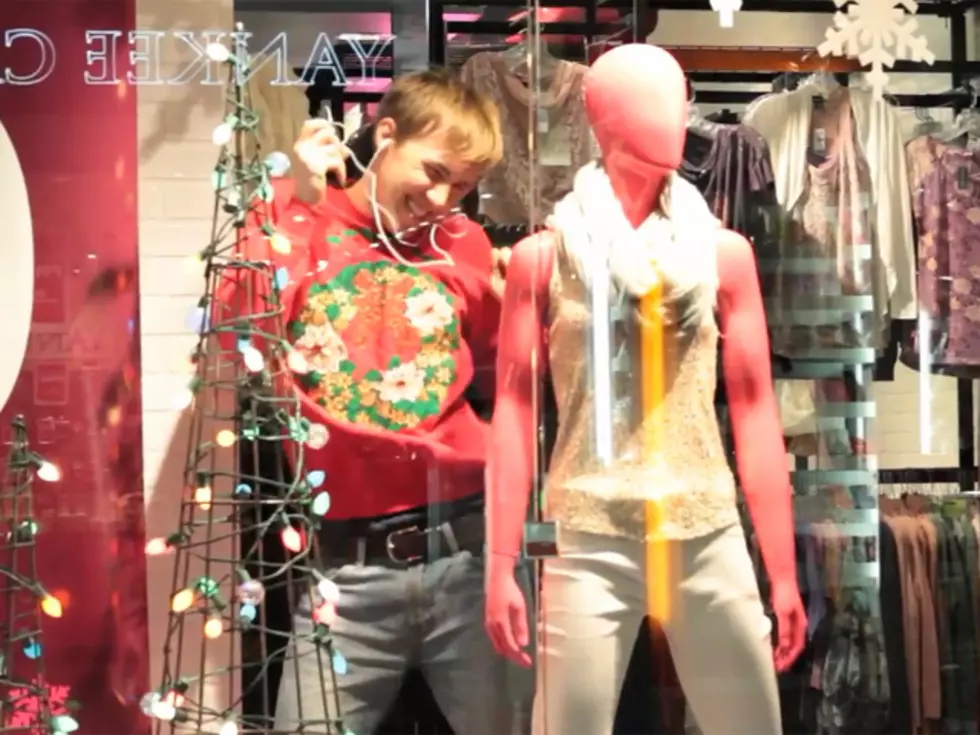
[40,595,63,618]
[203,616,223,639]
[194,484,213,510]
[215,430,237,448]
[171,588,195,613]
[269,233,291,254]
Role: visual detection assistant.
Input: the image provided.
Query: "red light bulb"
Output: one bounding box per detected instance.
[280,527,303,553]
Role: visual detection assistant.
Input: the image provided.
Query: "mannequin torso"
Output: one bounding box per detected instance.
[486,45,806,681]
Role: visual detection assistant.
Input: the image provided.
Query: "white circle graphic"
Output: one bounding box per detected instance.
[0,119,35,412]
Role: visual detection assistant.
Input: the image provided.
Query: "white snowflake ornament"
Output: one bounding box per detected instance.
[817,0,935,100]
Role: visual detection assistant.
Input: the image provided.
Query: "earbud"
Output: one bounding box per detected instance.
[377,138,392,152]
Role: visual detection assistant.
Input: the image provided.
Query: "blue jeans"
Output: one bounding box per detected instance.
[275,549,533,735]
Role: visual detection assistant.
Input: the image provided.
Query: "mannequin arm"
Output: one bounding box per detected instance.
[717,230,797,588]
[487,232,555,558]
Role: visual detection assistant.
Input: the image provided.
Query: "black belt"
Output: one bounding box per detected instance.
[318,512,485,566]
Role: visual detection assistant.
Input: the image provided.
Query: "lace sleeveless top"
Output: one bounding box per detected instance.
[543,233,740,541]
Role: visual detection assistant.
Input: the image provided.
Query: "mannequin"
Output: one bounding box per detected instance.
[485,45,806,734]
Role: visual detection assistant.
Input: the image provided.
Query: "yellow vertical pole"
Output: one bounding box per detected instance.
[641,282,671,622]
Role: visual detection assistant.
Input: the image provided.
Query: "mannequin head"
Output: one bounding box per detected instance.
[584,44,687,227]
[354,69,501,231]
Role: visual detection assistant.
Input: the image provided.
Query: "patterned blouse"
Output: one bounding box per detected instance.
[903,136,980,377]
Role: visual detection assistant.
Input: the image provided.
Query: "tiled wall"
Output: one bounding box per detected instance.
[137,0,237,725]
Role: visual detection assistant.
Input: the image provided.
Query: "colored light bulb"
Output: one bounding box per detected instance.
[139,692,161,716]
[51,714,79,732]
[40,595,63,618]
[215,429,237,448]
[280,526,303,553]
[171,588,195,613]
[237,579,266,606]
[212,123,233,146]
[269,232,291,254]
[313,602,336,626]
[204,616,223,639]
[36,461,60,482]
[317,578,340,605]
[241,345,264,373]
[194,484,213,510]
[206,43,230,62]
[145,537,171,556]
[312,492,332,516]
[264,151,290,178]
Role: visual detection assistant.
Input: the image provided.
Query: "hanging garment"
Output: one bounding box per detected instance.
[744,84,916,333]
[460,52,595,225]
[751,90,876,355]
[746,90,877,455]
[879,519,912,734]
[680,123,778,245]
[902,136,980,377]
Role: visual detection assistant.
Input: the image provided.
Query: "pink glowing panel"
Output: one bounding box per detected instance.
[445,12,482,40]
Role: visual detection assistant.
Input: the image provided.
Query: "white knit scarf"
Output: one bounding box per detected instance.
[548,162,720,335]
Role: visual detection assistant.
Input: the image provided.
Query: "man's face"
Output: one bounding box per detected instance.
[373,122,485,231]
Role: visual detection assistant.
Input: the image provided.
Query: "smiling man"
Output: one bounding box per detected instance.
[218,68,530,735]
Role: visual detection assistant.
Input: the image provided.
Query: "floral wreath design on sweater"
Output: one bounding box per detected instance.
[290,260,459,431]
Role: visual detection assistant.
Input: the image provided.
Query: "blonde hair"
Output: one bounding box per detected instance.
[377,68,503,167]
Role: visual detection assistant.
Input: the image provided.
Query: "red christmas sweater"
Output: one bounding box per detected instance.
[217,180,499,518]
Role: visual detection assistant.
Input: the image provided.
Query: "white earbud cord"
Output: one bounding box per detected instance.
[324,117,466,270]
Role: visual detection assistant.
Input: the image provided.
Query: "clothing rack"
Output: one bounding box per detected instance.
[879,467,979,486]
[431,0,980,492]
[676,24,978,493]
[428,0,641,68]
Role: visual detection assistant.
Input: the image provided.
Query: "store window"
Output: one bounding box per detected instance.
[512,3,980,735]
[141,0,980,734]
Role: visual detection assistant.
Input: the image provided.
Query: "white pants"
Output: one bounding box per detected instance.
[533,523,782,735]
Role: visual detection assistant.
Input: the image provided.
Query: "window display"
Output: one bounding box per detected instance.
[132,1,980,734]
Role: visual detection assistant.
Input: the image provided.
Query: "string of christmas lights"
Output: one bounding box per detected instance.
[141,33,349,735]
[0,416,79,734]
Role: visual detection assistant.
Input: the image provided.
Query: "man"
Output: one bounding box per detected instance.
[218,68,529,735]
